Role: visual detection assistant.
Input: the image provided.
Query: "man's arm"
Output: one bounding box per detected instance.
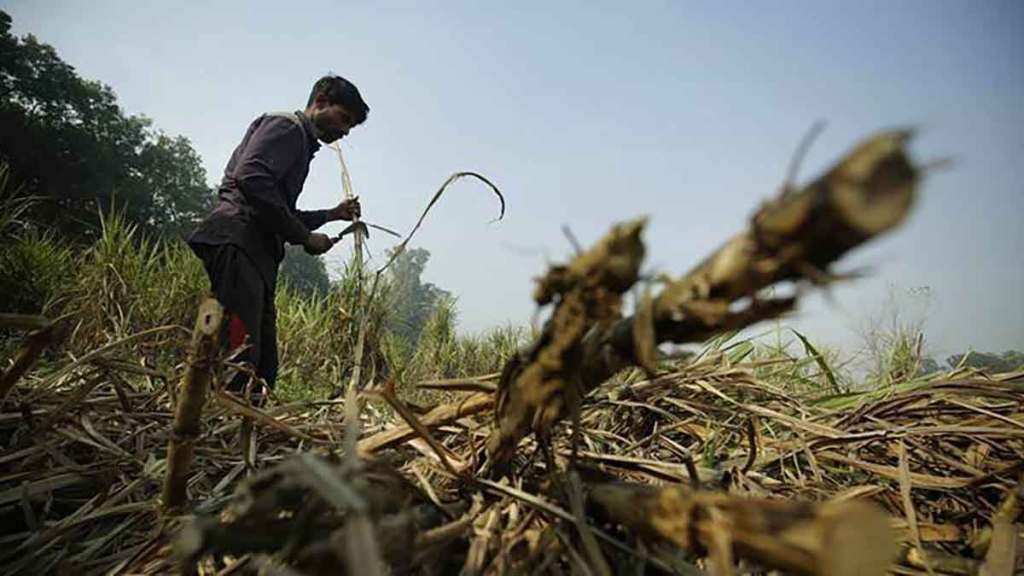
[233,117,311,245]
[295,209,331,232]
[296,198,361,231]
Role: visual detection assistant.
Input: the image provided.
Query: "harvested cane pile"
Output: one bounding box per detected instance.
[2,129,1022,575]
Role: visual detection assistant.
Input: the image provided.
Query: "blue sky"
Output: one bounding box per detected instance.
[6,1,1023,360]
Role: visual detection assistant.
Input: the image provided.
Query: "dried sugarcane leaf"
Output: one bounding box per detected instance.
[357,392,492,455]
[375,171,505,276]
[979,475,1022,576]
[897,440,935,576]
[214,390,320,444]
[0,472,90,506]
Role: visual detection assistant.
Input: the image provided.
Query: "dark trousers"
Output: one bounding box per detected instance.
[190,243,278,392]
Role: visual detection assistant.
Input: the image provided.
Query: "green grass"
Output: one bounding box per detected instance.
[0,199,527,403]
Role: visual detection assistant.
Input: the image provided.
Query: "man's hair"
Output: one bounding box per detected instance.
[307,75,369,125]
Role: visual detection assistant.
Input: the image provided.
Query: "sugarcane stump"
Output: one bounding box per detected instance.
[162,297,223,512]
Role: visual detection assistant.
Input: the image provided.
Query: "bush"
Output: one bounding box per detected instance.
[0,227,74,315]
[66,211,207,351]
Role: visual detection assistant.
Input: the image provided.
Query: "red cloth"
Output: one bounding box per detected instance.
[228,314,248,350]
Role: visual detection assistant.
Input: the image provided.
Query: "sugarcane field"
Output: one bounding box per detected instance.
[1,5,1022,576]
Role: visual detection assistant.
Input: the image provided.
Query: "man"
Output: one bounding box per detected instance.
[188,75,368,394]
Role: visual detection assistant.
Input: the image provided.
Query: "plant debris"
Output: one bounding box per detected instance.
[2,347,1020,574]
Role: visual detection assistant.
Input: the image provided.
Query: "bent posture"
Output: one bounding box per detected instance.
[188,75,368,393]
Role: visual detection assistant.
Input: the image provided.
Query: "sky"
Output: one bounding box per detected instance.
[5,1,1023,362]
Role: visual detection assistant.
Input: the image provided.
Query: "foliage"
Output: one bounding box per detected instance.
[0,226,75,315]
[0,162,31,234]
[385,247,452,346]
[65,210,207,352]
[695,328,855,398]
[0,10,213,241]
[273,258,395,401]
[279,245,331,300]
[945,350,1024,373]
[856,285,932,388]
[0,162,75,315]
[0,198,520,402]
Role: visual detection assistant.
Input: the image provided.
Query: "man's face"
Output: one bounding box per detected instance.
[311,98,356,143]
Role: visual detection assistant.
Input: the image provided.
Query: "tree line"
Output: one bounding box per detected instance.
[0,10,212,241]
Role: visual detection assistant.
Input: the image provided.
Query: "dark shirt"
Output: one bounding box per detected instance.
[189,111,329,290]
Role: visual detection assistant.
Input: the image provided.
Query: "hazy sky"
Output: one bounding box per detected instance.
[6,1,1023,360]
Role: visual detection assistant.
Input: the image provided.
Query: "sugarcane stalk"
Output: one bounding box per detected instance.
[628,128,917,351]
[589,482,898,576]
[331,143,370,398]
[487,130,922,468]
[162,297,223,512]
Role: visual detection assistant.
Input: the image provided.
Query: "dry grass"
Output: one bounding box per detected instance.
[0,336,1020,574]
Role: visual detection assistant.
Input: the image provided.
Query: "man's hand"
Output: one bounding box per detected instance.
[304,232,335,255]
[329,197,361,221]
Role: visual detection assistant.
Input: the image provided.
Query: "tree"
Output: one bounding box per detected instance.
[0,10,213,241]
[385,247,452,345]
[916,357,941,376]
[279,245,330,299]
[946,350,1024,373]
